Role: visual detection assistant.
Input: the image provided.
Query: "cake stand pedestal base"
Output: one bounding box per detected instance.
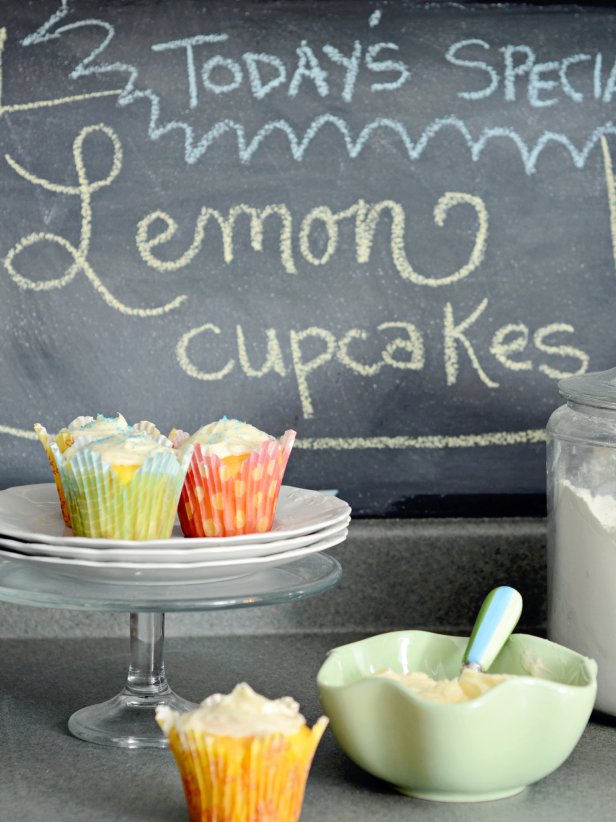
[68,612,196,748]
[0,547,342,748]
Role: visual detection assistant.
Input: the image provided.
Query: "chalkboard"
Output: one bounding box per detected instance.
[1,0,615,517]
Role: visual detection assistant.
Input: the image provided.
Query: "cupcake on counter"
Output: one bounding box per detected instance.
[171,418,296,538]
[156,683,327,822]
[48,422,192,540]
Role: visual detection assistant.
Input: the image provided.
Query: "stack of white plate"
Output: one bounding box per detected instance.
[0,484,350,585]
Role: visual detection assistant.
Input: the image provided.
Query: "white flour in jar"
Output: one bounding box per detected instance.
[550,480,616,714]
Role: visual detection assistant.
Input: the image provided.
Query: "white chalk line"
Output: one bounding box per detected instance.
[0,88,122,114]
[0,425,547,449]
[294,429,547,449]
[0,425,37,440]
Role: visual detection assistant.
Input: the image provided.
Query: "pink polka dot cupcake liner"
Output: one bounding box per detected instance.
[178,430,296,538]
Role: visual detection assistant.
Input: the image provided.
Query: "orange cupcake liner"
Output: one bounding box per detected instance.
[165,718,328,822]
[178,431,296,538]
[34,423,74,527]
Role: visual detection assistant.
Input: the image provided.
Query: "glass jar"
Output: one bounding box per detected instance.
[547,366,616,715]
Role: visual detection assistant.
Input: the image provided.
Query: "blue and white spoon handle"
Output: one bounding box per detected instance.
[462,586,523,673]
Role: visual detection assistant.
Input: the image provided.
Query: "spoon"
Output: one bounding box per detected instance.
[462,586,523,674]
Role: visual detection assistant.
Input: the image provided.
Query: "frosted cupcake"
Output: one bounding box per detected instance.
[34,414,162,527]
[173,418,296,538]
[49,426,193,540]
[156,683,328,822]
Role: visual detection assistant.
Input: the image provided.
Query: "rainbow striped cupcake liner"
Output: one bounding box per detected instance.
[34,417,163,529]
[177,430,296,538]
[50,439,193,540]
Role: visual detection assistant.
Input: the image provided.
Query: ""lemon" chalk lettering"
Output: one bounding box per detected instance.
[137,192,488,287]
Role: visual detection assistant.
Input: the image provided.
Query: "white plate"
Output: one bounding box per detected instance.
[0,484,351,548]
[0,518,350,562]
[0,529,347,585]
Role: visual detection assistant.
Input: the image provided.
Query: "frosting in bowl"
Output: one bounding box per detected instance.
[371,668,509,704]
[156,683,306,738]
[180,418,273,459]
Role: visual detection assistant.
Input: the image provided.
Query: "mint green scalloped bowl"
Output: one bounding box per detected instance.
[317,631,597,802]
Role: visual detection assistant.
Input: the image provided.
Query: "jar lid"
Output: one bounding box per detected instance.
[559,366,616,410]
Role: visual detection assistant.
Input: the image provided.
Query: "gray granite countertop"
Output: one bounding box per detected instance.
[2,632,616,822]
[2,519,612,820]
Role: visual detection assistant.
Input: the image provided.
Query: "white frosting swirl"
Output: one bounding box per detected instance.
[65,413,128,438]
[181,418,273,459]
[63,430,172,467]
[156,683,305,738]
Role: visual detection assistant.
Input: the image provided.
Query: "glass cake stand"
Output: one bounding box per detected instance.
[0,552,341,749]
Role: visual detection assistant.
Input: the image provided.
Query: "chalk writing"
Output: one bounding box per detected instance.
[0,26,121,119]
[151,35,229,108]
[137,205,297,275]
[0,23,125,441]
[137,193,488,286]
[602,137,616,272]
[3,124,186,316]
[0,0,607,478]
[175,316,588,419]
[444,299,498,389]
[446,40,616,105]
[19,3,616,172]
[369,10,382,29]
